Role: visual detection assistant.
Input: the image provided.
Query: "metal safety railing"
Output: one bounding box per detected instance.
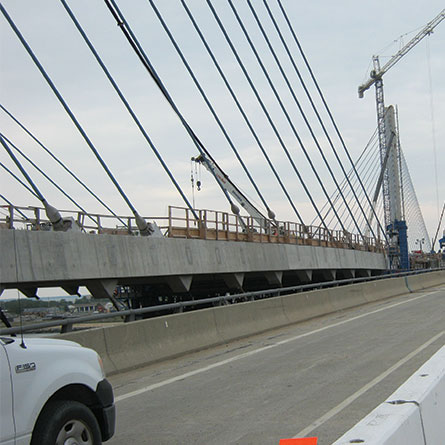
[0,203,384,252]
[166,206,383,251]
[0,268,442,336]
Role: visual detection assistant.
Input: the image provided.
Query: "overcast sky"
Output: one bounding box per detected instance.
[1,1,444,246]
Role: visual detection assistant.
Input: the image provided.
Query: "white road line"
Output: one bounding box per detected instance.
[115,289,441,403]
[293,330,445,438]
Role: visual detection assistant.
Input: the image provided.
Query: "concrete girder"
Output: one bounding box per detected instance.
[356,269,372,278]
[86,279,118,300]
[295,270,312,283]
[17,286,38,298]
[221,273,245,291]
[336,269,355,279]
[61,285,80,296]
[321,270,336,281]
[264,271,283,286]
[86,279,120,311]
[166,275,193,293]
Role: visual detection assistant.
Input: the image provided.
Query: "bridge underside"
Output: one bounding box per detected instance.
[0,230,386,300]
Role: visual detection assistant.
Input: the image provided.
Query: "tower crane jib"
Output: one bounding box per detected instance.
[358,9,445,98]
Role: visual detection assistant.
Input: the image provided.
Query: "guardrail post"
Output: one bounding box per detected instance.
[124,313,136,322]
[34,207,40,230]
[215,212,219,240]
[199,210,207,239]
[168,206,172,237]
[247,217,254,242]
[174,303,184,313]
[77,212,84,230]
[235,215,239,241]
[61,323,73,334]
[8,205,14,229]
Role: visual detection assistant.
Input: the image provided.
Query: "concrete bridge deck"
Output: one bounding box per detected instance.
[0,228,386,300]
[0,204,386,299]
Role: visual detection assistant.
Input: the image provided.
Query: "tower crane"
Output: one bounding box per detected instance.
[358,9,445,269]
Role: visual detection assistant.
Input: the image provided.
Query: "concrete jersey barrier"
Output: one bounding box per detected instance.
[59,270,445,375]
[332,345,445,444]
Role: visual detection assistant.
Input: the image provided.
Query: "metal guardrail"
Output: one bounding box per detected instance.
[0,204,384,251]
[1,267,442,336]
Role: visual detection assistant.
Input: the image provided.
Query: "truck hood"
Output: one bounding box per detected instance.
[1,336,82,348]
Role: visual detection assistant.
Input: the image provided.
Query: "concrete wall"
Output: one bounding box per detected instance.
[332,345,445,444]
[58,270,445,375]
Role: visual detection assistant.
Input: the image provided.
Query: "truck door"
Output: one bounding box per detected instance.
[0,339,15,444]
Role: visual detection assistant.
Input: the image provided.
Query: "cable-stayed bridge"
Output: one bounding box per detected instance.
[0,2,442,305]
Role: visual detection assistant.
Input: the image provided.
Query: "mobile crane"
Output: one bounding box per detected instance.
[358,9,445,269]
[192,153,277,232]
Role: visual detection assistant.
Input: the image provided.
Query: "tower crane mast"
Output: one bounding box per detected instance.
[358,9,445,269]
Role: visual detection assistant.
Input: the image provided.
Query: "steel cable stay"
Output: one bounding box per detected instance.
[275,0,388,244]
[0,3,153,235]
[0,104,127,228]
[335,140,382,230]
[102,0,242,222]
[352,141,391,234]
[313,127,380,229]
[329,159,380,232]
[329,158,380,232]
[340,138,381,225]
[205,0,332,234]
[355,154,383,232]
[228,0,351,237]
[345,160,382,232]
[399,150,431,251]
[0,160,40,200]
[0,133,70,230]
[0,194,30,221]
[327,145,381,233]
[260,0,377,242]
[62,0,200,226]
[1,133,99,227]
[315,132,379,225]
[241,0,365,242]
[178,0,305,226]
[145,0,275,224]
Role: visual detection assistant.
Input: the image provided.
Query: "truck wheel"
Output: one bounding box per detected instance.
[31,400,102,445]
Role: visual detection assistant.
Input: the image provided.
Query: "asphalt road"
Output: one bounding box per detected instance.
[107,285,445,445]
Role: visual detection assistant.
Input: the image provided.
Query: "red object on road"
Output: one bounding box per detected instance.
[279,438,317,445]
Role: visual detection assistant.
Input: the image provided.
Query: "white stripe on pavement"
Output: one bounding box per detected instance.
[116,289,440,403]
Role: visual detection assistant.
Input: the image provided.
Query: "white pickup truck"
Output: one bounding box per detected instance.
[0,336,115,445]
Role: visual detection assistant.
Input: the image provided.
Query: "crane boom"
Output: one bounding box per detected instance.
[192,154,276,231]
[358,9,445,98]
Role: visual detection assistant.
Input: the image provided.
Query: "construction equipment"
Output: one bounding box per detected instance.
[358,10,445,98]
[192,153,276,232]
[358,9,445,269]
